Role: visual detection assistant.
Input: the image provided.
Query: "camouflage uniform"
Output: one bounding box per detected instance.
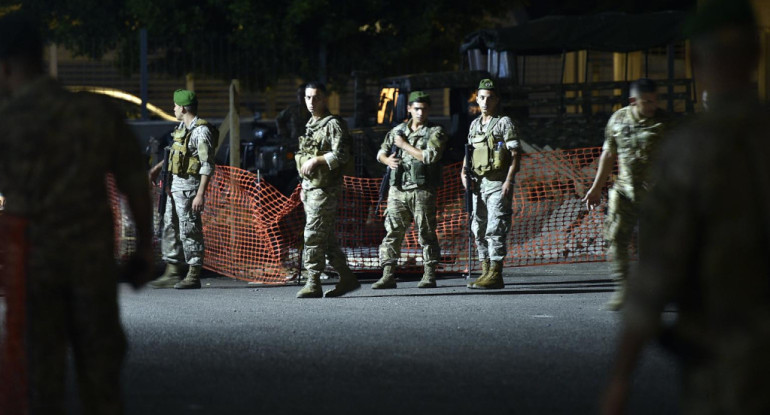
[0,77,149,413]
[161,117,214,267]
[377,119,448,271]
[625,93,770,414]
[467,115,520,263]
[602,106,669,281]
[295,113,356,297]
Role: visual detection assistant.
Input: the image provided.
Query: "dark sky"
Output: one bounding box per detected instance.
[526,0,697,19]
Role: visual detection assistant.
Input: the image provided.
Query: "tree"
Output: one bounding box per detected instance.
[5,0,515,90]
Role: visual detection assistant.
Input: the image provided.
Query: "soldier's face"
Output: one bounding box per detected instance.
[631,92,658,118]
[476,89,498,114]
[408,102,429,123]
[173,103,184,121]
[305,88,327,115]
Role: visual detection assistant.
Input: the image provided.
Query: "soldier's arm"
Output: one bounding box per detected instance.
[398,127,446,164]
[583,113,620,209]
[322,118,351,171]
[377,129,395,164]
[501,117,522,181]
[192,126,214,211]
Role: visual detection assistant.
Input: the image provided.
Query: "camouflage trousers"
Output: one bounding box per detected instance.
[471,177,513,262]
[301,185,353,278]
[379,186,440,267]
[604,188,639,280]
[27,241,126,414]
[162,189,204,266]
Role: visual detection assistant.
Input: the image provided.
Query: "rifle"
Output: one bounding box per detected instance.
[155,147,171,237]
[376,143,400,216]
[464,143,474,280]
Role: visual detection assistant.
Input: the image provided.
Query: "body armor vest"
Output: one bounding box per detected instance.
[470,115,510,178]
[169,119,213,176]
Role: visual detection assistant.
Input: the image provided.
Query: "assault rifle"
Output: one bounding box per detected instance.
[464,143,474,280]
[376,143,400,216]
[155,147,171,237]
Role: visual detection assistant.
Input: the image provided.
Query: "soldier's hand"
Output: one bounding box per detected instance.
[393,133,407,149]
[300,157,318,176]
[582,188,602,211]
[385,153,401,170]
[460,171,467,190]
[502,179,515,198]
[192,195,206,214]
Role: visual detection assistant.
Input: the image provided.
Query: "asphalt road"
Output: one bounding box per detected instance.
[106,262,678,414]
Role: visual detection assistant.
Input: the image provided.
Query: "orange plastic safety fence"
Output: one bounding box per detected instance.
[0,215,29,415]
[110,146,613,283]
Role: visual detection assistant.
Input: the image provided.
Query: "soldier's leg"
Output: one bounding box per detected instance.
[151,190,186,288]
[604,189,637,310]
[375,188,412,289]
[297,187,336,298]
[470,180,511,290]
[27,261,69,415]
[174,190,205,289]
[471,187,489,262]
[323,189,360,297]
[414,189,440,288]
[468,186,491,287]
[69,255,126,415]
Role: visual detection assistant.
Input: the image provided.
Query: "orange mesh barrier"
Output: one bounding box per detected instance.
[110,146,612,283]
[0,215,29,415]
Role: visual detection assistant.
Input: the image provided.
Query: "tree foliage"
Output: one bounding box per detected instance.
[5,0,513,89]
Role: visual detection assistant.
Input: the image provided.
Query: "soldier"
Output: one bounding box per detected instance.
[602,1,770,413]
[582,78,670,310]
[373,91,448,289]
[148,89,215,289]
[0,12,154,414]
[294,82,359,298]
[463,79,521,289]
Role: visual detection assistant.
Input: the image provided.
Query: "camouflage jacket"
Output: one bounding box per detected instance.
[603,106,670,201]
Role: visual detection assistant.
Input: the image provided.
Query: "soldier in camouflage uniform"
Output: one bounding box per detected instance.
[603,2,770,413]
[0,12,154,414]
[373,91,448,289]
[463,79,521,289]
[583,78,670,310]
[149,89,215,290]
[294,82,360,298]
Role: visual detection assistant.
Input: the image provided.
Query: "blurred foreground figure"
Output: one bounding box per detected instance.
[0,12,153,414]
[602,1,770,414]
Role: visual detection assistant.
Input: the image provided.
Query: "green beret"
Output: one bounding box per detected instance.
[173,89,197,106]
[685,0,757,38]
[408,91,431,105]
[478,78,495,90]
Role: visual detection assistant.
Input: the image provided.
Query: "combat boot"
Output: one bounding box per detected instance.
[605,279,626,311]
[372,265,397,289]
[324,268,361,297]
[470,260,504,289]
[466,258,491,288]
[417,264,437,288]
[175,265,202,289]
[149,263,185,289]
[296,273,323,298]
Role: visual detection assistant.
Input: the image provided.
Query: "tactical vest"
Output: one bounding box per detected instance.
[295,115,353,187]
[470,116,511,178]
[169,118,215,176]
[389,122,442,189]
